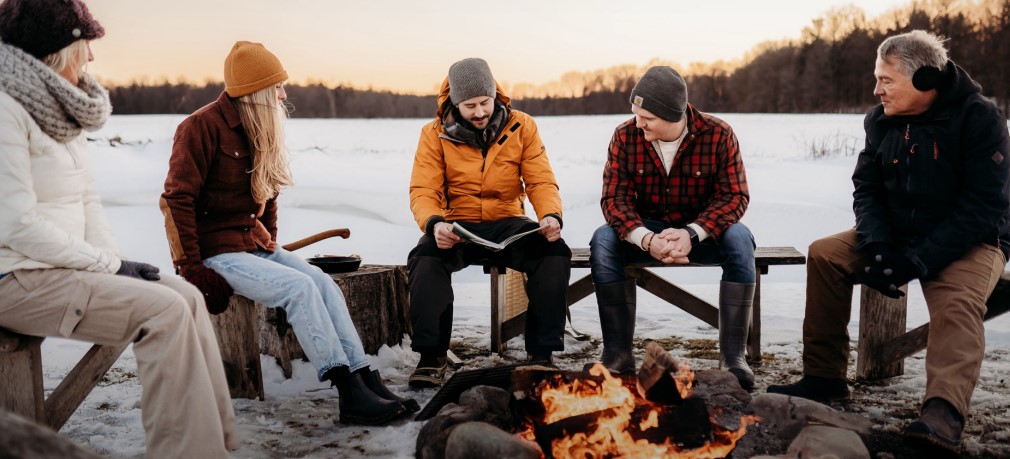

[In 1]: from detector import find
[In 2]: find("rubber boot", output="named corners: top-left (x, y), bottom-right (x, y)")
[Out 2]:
top-left (595, 279), bottom-right (637, 374)
top-left (363, 369), bottom-right (420, 413)
top-left (719, 281), bottom-right (756, 391)
top-left (325, 366), bottom-right (405, 425)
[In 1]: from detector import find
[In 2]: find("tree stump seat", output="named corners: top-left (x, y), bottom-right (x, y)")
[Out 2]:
top-left (210, 264), bottom-right (411, 399)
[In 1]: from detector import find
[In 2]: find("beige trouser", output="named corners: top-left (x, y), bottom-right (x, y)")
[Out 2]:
top-left (0, 269), bottom-right (238, 458)
top-left (802, 229), bottom-right (1005, 418)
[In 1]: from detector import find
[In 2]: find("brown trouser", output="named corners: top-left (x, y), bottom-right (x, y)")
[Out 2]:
top-left (0, 269), bottom-right (238, 458)
top-left (803, 229), bottom-right (1005, 418)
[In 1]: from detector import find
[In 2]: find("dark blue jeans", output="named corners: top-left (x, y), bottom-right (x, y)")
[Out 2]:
top-left (589, 219), bottom-right (756, 285)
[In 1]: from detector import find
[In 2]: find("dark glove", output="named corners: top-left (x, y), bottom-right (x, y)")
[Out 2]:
top-left (184, 266), bottom-right (234, 314)
top-left (116, 260), bottom-right (161, 281)
top-left (861, 243), bottom-right (920, 298)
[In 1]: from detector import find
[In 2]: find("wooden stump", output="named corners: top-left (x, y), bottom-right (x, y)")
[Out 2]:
top-left (856, 285), bottom-right (908, 380)
top-left (210, 296), bottom-right (265, 400)
top-left (212, 264), bottom-right (410, 398)
top-left (332, 265), bottom-right (411, 354)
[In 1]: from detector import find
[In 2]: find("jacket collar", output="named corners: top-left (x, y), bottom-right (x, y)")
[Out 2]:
top-left (215, 91), bottom-right (243, 129)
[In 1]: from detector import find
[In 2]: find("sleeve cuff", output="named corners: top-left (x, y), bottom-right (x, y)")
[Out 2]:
top-left (627, 227), bottom-right (652, 250)
top-left (544, 213), bottom-right (563, 229)
top-left (424, 215), bottom-right (446, 236)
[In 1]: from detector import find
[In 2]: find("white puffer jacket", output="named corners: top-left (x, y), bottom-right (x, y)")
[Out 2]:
top-left (0, 91), bottom-right (122, 274)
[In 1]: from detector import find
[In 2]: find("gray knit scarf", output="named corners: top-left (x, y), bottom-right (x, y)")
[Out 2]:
top-left (0, 42), bottom-right (111, 142)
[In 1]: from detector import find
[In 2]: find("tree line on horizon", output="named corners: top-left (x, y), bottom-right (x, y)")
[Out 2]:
top-left (108, 0), bottom-right (1010, 118)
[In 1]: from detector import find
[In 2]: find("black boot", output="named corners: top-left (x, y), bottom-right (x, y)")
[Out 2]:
top-left (325, 366), bottom-right (405, 425)
top-left (766, 375), bottom-right (850, 402)
top-left (719, 281), bottom-right (756, 391)
top-left (903, 397), bottom-right (963, 454)
top-left (363, 369), bottom-right (420, 413)
top-left (594, 280), bottom-right (637, 374)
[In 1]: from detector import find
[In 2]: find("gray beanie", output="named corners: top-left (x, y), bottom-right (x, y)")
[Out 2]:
top-left (448, 58), bottom-right (496, 105)
top-left (629, 66), bottom-right (688, 122)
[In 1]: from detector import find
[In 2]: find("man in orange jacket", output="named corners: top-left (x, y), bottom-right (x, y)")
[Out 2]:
top-left (406, 58), bottom-right (571, 388)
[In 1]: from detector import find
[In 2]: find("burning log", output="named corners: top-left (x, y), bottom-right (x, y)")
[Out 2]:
top-left (511, 344), bottom-right (759, 458)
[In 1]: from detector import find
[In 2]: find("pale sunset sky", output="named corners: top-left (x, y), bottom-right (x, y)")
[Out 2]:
top-left (85, 0), bottom-right (913, 94)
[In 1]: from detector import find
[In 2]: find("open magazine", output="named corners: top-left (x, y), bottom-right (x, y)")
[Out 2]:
top-left (451, 223), bottom-right (541, 252)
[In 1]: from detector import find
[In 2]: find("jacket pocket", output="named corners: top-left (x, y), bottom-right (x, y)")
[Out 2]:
top-left (217, 145), bottom-right (253, 185)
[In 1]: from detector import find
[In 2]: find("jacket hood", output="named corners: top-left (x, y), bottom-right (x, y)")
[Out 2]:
top-left (436, 76), bottom-right (511, 117)
top-left (928, 61), bottom-right (982, 113)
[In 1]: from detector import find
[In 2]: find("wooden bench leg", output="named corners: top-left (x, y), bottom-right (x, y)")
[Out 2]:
top-left (856, 285), bottom-right (908, 380)
top-left (748, 271), bottom-right (762, 363)
top-left (0, 334), bottom-right (45, 424)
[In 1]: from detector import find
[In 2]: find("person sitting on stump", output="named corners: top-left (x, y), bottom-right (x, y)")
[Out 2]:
top-left (161, 41), bottom-right (416, 425)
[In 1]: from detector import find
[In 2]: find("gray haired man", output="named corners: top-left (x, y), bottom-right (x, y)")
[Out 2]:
top-left (768, 30), bottom-right (1010, 454)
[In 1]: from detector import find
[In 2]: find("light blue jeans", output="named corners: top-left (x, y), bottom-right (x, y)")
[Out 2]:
top-left (204, 248), bottom-right (368, 380)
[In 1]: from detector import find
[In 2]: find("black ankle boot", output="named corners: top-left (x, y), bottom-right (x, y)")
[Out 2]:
top-left (766, 375), bottom-right (850, 402)
top-left (325, 366), bottom-right (405, 425)
top-left (903, 397), bottom-right (963, 454)
top-left (362, 369), bottom-right (420, 413)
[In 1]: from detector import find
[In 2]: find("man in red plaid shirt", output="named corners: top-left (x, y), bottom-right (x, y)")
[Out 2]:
top-left (589, 66), bottom-right (757, 390)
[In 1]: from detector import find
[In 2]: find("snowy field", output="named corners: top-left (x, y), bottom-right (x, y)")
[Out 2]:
top-left (36, 112), bottom-right (1010, 457)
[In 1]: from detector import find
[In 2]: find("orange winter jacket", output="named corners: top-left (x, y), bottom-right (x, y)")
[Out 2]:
top-left (409, 79), bottom-right (562, 233)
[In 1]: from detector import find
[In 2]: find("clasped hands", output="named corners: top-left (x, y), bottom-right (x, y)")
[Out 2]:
top-left (860, 242), bottom-right (921, 298)
top-left (648, 228), bottom-right (693, 264)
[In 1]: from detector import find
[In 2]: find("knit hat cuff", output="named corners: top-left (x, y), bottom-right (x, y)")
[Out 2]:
top-left (225, 69), bottom-right (288, 98)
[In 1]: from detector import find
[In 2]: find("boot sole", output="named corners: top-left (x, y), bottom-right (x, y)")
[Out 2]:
top-left (903, 423), bottom-right (960, 455)
top-left (339, 406), bottom-right (406, 426)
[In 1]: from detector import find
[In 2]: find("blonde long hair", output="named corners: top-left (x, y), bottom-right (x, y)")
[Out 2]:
top-left (236, 85), bottom-right (294, 203)
top-left (43, 39), bottom-right (88, 74)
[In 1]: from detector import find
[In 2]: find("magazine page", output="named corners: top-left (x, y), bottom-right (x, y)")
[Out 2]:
top-left (451, 223), bottom-right (541, 252)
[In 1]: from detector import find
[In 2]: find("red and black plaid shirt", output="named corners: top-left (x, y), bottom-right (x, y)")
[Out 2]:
top-left (601, 104), bottom-right (749, 241)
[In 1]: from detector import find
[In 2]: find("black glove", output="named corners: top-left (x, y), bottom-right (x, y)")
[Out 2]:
top-left (184, 266), bottom-right (234, 314)
top-left (861, 243), bottom-right (920, 298)
top-left (116, 260), bottom-right (161, 281)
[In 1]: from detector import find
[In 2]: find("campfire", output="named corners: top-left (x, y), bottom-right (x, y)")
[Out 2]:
top-left (512, 343), bottom-right (759, 458)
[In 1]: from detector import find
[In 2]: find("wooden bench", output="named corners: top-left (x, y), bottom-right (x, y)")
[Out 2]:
top-left (489, 246), bottom-right (807, 360)
top-left (0, 328), bottom-right (127, 431)
top-left (856, 272), bottom-right (1010, 380)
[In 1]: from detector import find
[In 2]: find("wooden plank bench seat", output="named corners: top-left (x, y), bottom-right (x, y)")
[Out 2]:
top-left (0, 328), bottom-right (127, 431)
top-left (489, 246), bottom-right (807, 359)
top-left (856, 271), bottom-right (1010, 380)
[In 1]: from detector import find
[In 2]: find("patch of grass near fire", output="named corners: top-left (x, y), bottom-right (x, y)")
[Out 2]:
top-left (682, 338), bottom-right (719, 361)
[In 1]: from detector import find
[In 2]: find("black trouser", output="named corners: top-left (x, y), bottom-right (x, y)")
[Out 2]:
top-left (407, 217), bottom-right (571, 354)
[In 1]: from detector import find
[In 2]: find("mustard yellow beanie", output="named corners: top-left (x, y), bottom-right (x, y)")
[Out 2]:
top-left (223, 41), bottom-right (288, 98)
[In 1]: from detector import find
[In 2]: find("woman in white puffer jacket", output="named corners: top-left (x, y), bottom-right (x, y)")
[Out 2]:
top-left (0, 0), bottom-right (238, 457)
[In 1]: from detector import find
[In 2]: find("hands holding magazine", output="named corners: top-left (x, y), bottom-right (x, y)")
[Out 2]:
top-left (432, 216), bottom-right (562, 250)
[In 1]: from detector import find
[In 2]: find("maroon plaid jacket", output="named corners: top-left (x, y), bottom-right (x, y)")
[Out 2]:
top-left (601, 104), bottom-right (749, 241)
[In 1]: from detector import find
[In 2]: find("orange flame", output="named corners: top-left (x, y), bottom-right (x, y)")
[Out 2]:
top-left (538, 363), bottom-right (759, 458)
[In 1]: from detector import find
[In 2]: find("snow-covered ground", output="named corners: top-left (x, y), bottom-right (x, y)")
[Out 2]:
top-left (35, 113), bottom-right (1010, 457)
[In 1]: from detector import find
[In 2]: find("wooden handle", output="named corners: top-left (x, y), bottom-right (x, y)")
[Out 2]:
top-left (281, 228), bottom-right (350, 252)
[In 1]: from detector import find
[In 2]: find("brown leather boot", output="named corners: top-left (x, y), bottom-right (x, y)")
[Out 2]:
top-left (903, 397), bottom-right (963, 454)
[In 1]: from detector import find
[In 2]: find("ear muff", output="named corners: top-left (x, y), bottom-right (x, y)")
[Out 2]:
top-left (912, 65), bottom-right (944, 91)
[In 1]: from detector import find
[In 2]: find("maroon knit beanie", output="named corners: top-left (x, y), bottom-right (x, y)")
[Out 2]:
top-left (0, 0), bottom-right (105, 59)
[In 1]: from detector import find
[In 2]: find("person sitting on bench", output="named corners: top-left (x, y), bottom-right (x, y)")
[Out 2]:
top-left (406, 58), bottom-right (572, 388)
top-left (590, 66), bottom-right (757, 392)
top-left (0, 0), bottom-right (237, 456)
top-left (160, 41), bottom-right (414, 425)
top-left (767, 30), bottom-right (1010, 455)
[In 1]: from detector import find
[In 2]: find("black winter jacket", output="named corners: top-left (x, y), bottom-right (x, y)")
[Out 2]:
top-left (852, 62), bottom-right (1010, 278)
